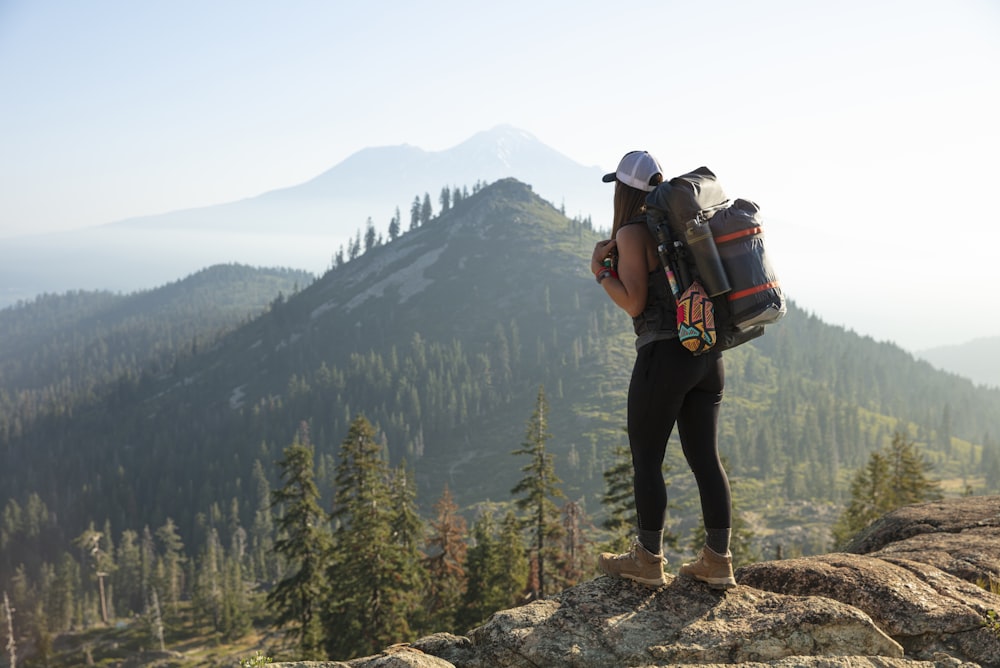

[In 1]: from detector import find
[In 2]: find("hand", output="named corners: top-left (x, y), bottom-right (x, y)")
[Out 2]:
top-left (591, 239), bottom-right (617, 274)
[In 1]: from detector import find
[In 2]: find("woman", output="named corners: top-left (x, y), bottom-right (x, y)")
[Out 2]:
top-left (592, 150), bottom-right (736, 589)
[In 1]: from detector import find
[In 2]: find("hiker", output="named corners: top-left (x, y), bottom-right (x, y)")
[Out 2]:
top-left (591, 150), bottom-right (736, 589)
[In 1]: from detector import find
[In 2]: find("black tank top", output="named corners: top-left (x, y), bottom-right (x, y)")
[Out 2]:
top-left (620, 217), bottom-right (678, 350)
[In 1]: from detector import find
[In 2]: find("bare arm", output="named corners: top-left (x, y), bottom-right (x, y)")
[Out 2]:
top-left (590, 224), bottom-right (650, 318)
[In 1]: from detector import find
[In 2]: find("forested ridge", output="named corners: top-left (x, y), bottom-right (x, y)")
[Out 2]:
top-left (1, 179), bottom-right (999, 664)
top-left (0, 264), bottom-right (312, 439)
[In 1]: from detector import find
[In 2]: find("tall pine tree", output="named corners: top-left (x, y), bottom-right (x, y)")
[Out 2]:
top-left (324, 416), bottom-right (421, 660)
top-left (267, 424), bottom-right (330, 659)
top-left (422, 485), bottom-right (467, 633)
top-left (510, 386), bottom-right (565, 600)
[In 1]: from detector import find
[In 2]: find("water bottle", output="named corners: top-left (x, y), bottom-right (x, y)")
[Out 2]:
top-left (653, 223), bottom-right (681, 298)
top-left (684, 219), bottom-right (731, 297)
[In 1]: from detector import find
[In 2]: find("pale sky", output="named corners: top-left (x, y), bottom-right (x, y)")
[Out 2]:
top-left (1, 0), bottom-right (999, 349)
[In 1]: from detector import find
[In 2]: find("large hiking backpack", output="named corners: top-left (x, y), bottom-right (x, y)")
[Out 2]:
top-left (645, 167), bottom-right (785, 352)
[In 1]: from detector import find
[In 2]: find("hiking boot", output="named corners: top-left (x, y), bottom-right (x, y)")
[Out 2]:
top-left (597, 538), bottom-right (666, 587)
top-left (678, 545), bottom-right (736, 589)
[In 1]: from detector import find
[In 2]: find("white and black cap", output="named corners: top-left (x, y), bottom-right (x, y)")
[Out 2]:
top-left (601, 150), bottom-right (663, 191)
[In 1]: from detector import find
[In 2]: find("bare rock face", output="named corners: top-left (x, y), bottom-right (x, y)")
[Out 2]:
top-left (270, 497), bottom-right (1000, 668)
top-left (737, 497), bottom-right (1000, 666)
top-left (736, 553), bottom-right (1000, 664)
top-left (465, 575), bottom-right (903, 666)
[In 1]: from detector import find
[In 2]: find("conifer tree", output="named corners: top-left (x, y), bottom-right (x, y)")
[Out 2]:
top-left (457, 509), bottom-right (499, 630)
top-left (154, 519), bottom-right (185, 619)
top-left (364, 217), bottom-right (377, 252)
top-left (250, 459), bottom-right (276, 583)
top-left (410, 196), bottom-right (421, 230)
top-left (510, 386), bottom-right (565, 600)
top-left (192, 526), bottom-right (223, 631)
top-left (73, 524), bottom-right (114, 624)
top-left (324, 416), bottom-right (418, 660)
top-left (458, 507), bottom-right (527, 629)
top-left (115, 529), bottom-right (143, 615)
top-left (832, 432), bottom-right (942, 546)
top-left (420, 193), bottom-right (433, 226)
top-left (140, 526), bottom-right (156, 612)
top-left (221, 552), bottom-right (252, 640)
top-left (439, 186), bottom-right (451, 213)
top-left (601, 442), bottom-right (636, 553)
top-left (388, 206), bottom-right (401, 241)
top-left (496, 510), bottom-right (529, 605)
top-left (423, 485), bottom-right (467, 632)
top-left (387, 462), bottom-right (426, 630)
top-left (267, 424), bottom-right (330, 659)
top-left (51, 552), bottom-right (79, 632)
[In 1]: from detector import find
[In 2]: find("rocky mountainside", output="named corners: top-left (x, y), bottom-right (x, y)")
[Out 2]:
top-left (273, 496), bottom-right (1000, 667)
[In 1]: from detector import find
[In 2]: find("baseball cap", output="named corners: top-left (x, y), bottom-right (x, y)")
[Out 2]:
top-left (602, 151), bottom-right (663, 191)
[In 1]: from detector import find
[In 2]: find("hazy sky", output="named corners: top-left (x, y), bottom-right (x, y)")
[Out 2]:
top-left (1, 0), bottom-right (998, 349)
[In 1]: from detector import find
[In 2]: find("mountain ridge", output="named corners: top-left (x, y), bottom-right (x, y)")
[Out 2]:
top-left (1, 178), bottom-right (998, 576)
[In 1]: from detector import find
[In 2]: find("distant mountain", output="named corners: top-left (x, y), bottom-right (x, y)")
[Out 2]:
top-left (0, 126), bottom-right (606, 307)
top-left (917, 336), bottom-right (1000, 388)
top-left (0, 263), bottom-right (312, 428)
top-left (2, 179), bottom-right (999, 577)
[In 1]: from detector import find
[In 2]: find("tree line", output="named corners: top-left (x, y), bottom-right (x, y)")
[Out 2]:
top-left (0, 379), bottom-right (946, 664)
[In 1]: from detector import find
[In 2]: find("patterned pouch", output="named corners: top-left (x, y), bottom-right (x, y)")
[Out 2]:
top-left (676, 281), bottom-right (717, 354)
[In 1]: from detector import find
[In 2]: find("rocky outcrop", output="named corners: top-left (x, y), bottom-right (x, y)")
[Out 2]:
top-left (272, 496), bottom-right (1000, 668)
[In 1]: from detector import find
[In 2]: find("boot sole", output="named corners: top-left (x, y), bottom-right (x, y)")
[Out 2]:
top-left (624, 574), bottom-right (667, 588)
top-left (680, 572), bottom-right (736, 589)
top-left (598, 564), bottom-right (666, 588)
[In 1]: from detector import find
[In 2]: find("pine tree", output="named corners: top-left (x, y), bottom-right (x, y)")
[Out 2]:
top-left (439, 186), bottom-right (451, 213)
top-left (73, 524), bottom-right (114, 624)
top-left (457, 509), bottom-right (499, 630)
top-left (410, 196), bottom-right (421, 230)
top-left (601, 442), bottom-right (636, 553)
top-left (510, 386), bottom-right (565, 599)
top-left (50, 552), bottom-right (79, 632)
top-left (388, 206), bottom-right (401, 241)
top-left (154, 519), bottom-right (185, 619)
top-left (115, 529), bottom-right (143, 615)
top-left (250, 459), bottom-right (276, 583)
top-left (221, 552), bottom-right (252, 640)
top-left (267, 424), bottom-right (330, 659)
top-left (458, 507), bottom-right (527, 629)
top-left (324, 416), bottom-right (419, 660)
top-left (364, 217), bottom-right (377, 252)
top-left (884, 431), bottom-right (942, 507)
top-left (420, 193), bottom-right (433, 226)
top-left (387, 463), bottom-right (426, 630)
top-left (192, 526), bottom-right (223, 631)
top-left (423, 485), bottom-right (467, 632)
top-left (832, 432), bottom-right (941, 546)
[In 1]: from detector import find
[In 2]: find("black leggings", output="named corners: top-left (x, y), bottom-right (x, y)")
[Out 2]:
top-left (628, 337), bottom-right (730, 532)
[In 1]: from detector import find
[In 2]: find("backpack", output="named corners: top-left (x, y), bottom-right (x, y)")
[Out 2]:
top-left (645, 167), bottom-right (785, 353)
